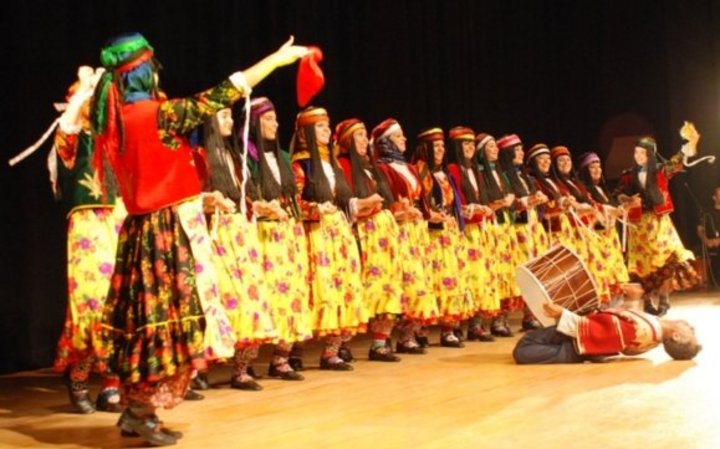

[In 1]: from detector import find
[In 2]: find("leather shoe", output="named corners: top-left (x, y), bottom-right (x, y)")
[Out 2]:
top-left (95, 389), bottom-right (123, 413)
top-left (319, 357), bottom-right (354, 371)
top-left (183, 389), bottom-right (204, 401)
top-left (246, 365), bottom-right (263, 379)
top-left (368, 347), bottom-right (401, 362)
top-left (116, 409), bottom-right (178, 445)
top-left (119, 412), bottom-right (184, 439)
top-left (288, 356), bottom-right (305, 372)
top-left (452, 327), bottom-right (465, 342)
top-left (338, 345), bottom-right (356, 363)
top-left (490, 320), bottom-right (513, 337)
top-left (63, 372), bottom-right (95, 414)
top-left (467, 326), bottom-right (495, 342)
top-left (190, 373), bottom-right (210, 390)
top-left (268, 363), bottom-right (305, 381)
top-left (440, 334), bottom-right (465, 348)
top-left (415, 334), bottom-right (430, 348)
top-left (230, 378), bottom-right (263, 391)
top-left (643, 299), bottom-right (659, 315)
top-left (396, 342), bottom-right (427, 354)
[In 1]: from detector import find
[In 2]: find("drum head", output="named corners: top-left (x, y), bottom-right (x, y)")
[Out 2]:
top-left (516, 266), bottom-right (555, 327)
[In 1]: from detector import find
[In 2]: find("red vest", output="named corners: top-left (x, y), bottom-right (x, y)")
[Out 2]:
top-left (113, 100), bottom-right (202, 215)
top-left (618, 170), bottom-right (674, 222)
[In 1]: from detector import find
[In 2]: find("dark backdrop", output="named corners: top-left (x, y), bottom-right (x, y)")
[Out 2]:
top-left (1, 0), bottom-right (719, 374)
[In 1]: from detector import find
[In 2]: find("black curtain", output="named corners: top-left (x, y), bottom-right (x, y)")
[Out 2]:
top-left (1, 0), bottom-right (719, 374)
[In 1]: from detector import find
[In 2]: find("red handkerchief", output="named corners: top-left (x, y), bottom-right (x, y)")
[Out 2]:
top-left (297, 46), bottom-right (325, 107)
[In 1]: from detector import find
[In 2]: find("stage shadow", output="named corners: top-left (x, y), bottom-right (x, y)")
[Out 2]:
top-left (7, 423), bottom-right (137, 449)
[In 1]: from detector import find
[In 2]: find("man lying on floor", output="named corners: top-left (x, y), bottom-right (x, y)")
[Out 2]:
top-left (512, 284), bottom-right (702, 364)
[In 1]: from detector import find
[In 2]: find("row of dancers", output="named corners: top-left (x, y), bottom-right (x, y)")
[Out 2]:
top-left (48, 33), bottom-right (699, 446)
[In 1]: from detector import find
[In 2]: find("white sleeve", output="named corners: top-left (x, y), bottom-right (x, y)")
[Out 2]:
top-left (556, 309), bottom-right (582, 338)
top-left (348, 197), bottom-right (359, 221)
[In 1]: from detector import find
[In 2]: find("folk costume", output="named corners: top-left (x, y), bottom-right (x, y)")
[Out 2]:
top-left (290, 106), bottom-right (368, 371)
top-left (91, 33), bottom-right (249, 444)
top-left (52, 70), bottom-right (125, 414)
top-left (497, 134), bottom-right (549, 330)
top-left (373, 118), bottom-right (437, 353)
top-left (335, 118), bottom-right (404, 362)
top-left (475, 133), bottom-right (522, 337)
top-left (577, 152), bottom-right (630, 295)
top-left (200, 108), bottom-right (279, 391)
top-left (446, 127), bottom-right (497, 341)
top-left (413, 127), bottom-right (473, 348)
top-left (513, 309), bottom-right (664, 364)
top-left (246, 97), bottom-right (312, 380)
top-left (613, 137), bottom-right (699, 309)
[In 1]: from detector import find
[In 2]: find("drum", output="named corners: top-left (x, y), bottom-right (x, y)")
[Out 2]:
top-left (516, 244), bottom-right (600, 327)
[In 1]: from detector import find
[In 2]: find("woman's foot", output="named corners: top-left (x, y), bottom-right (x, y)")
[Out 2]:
top-left (368, 345), bottom-right (401, 362)
top-left (319, 356), bottom-right (354, 371)
top-left (95, 388), bottom-right (123, 413)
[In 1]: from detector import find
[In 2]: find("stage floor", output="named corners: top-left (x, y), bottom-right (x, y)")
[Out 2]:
top-left (1, 292), bottom-right (719, 449)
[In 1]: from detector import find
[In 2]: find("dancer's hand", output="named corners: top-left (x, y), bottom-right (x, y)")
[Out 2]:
top-left (542, 301), bottom-right (564, 319)
top-left (272, 36), bottom-right (311, 68)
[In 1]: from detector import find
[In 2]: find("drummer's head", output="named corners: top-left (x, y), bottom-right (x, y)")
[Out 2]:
top-left (662, 319), bottom-right (701, 361)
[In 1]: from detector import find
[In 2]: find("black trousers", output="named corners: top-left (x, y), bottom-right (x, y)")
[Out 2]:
top-left (512, 326), bottom-right (585, 364)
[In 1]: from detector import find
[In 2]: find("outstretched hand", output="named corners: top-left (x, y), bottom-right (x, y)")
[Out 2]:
top-left (272, 36), bottom-right (311, 68)
top-left (542, 300), bottom-right (564, 319)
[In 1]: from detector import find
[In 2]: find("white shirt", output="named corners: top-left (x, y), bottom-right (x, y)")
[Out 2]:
top-left (264, 151), bottom-right (281, 184)
top-left (390, 162), bottom-right (418, 191)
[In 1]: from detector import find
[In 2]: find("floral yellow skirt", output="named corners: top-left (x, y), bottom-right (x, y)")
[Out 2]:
top-left (464, 222), bottom-right (501, 317)
top-left (356, 209), bottom-right (404, 317)
top-left (597, 226), bottom-right (629, 291)
top-left (256, 218), bottom-right (313, 344)
top-left (305, 210), bottom-right (368, 336)
top-left (427, 219), bottom-right (474, 320)
top-left (628, 213), bottom-right (698, 292)
top-left (488, 218), bottom-right (523, 311)
top-left (396, 219), bottom-right (438, 324)
top-left (210, 212), bottom-right (278, 347)
top-left (514, 210), bottom-right (550, 263)
top-left (54, 202), bottom-right (126, 373)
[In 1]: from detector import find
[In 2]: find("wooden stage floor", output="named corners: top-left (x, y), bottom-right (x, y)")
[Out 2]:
top-left (1, 292), bottom-right (718, 449)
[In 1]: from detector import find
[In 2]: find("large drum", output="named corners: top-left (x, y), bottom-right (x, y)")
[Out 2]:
top-left (516, 244), bottom-right (600, 327)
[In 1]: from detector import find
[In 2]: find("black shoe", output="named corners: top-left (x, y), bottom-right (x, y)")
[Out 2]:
top-left (246, 365), bottom-right (263, 380)
top-left (415, 334), bottom-right (430, 348)
top-left (116, 409), bottom-right (178, 445)
top-left (119, 412), bottom-right (184, 439)
top-left (190, 373), bottom-right (210, 390)
top-left (63, 372), bottom-right (95, 414)
top-left (452, 327), bottom-right (465, 342)
top-left (95, 388), bottom-right (123, 413)
top-left (230, 378), bottom-right (263, 391)
top-left (268, 363), bottom-right (305, 381)
top-left (644, 299), bottom-right (659, 315)
top-left (396, 342), bottom-right (427, 354)
top-left (490, 318), bottom-right (513, 337)
top-left (368, 347), bottom-right (401, 362)
top-left (288, 356), bottom-right (305, 372)
top-left (183, 389), bottom-right (204, 401)
top-left (521, 319), bottom-right (542, 331)
top-left (440, 333), bottom-right (465, 348)
top-left (467, 326), bottom-right (496, 342)
top-left (338, 344), bottom-right (356, 363)
top-left (656, 302), bottom-right (670, 317)
top-left (319, 357), bottom-right (354, 371)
